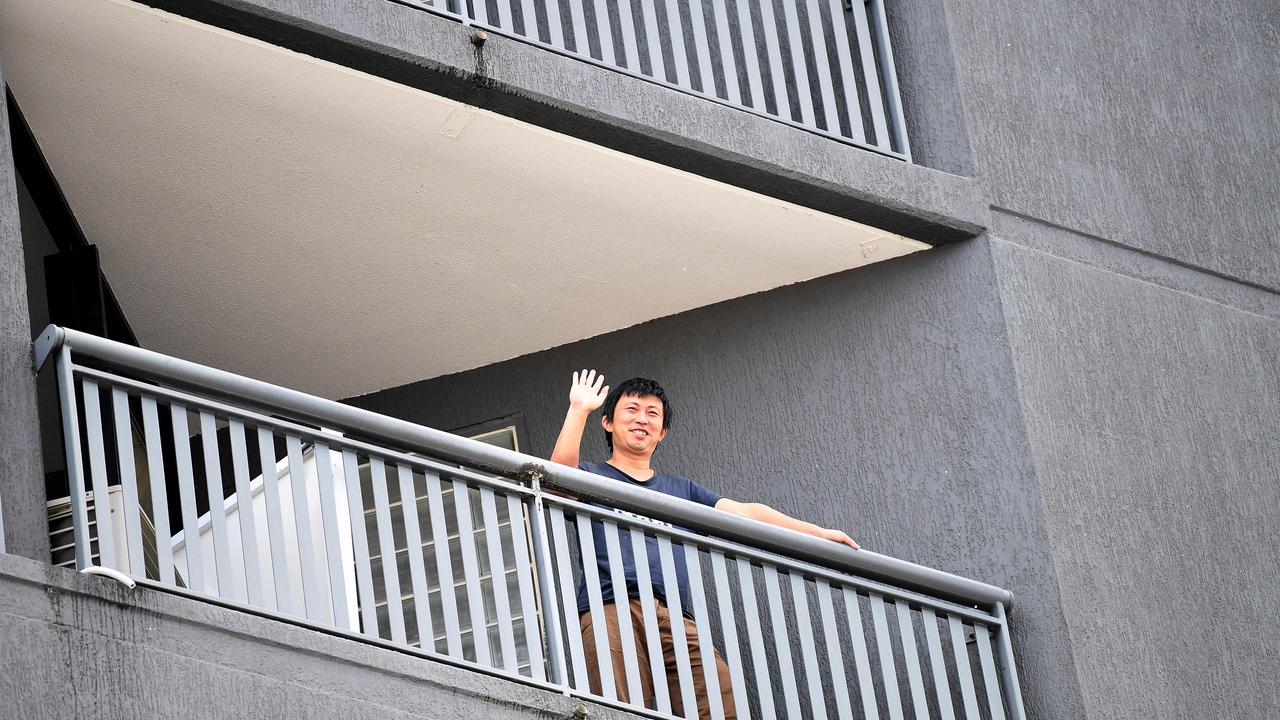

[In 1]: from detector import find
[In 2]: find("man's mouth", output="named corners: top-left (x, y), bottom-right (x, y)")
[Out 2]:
top-left (629, 428), bottom-right (649, 437)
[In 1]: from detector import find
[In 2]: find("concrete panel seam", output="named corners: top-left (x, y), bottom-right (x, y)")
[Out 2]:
top-left (991, 206), bottom-right (1280, 321)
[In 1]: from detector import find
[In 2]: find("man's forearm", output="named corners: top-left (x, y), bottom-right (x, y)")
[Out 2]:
top-left (550, 407), bottom-right (591, 468)
top-left (716, 498), bottom-right (860, 549)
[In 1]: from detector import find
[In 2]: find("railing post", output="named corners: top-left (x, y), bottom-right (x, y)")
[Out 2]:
top-left (55, 345), bottom-right (92, 570)
top-left (993, 602), bottom-right (1027, 720)
top-left (527, 473), bottom-right (568, 689)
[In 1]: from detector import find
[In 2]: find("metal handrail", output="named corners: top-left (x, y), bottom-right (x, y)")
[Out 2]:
top-left (35, 324), bottom-right (1010, 609)
top-left (391, 0), bottom-right (911, 160)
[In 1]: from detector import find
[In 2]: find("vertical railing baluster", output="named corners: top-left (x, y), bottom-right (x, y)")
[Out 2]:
top-left (286, 435), bottom-right (325, 622)
top-left (398, 464), bottom-right (436, 649)
top-left (825, 0), bottom-right (865, 141)
top-left (257, 427), bottom-right (294, 614)
top-left (111, 388), bottom-right (144, 576)
top-left (170, 403), bottom-right (205, 592)
top-left (779, 0), bottom-right (816, 126)
top-left (949, 616), bottom-right (982, 720)
top-left (616, 0), bottom-right (641, 71)
top-left (342, 449), bottom-right (380, 638)
top-left (472, 0), bottom-right (490, 26)
top-left (896, 600), bottom-right (931, 720)
top-left (54, 348), bottom-right (91, 566)
top-left (518, 0), bottom-right (539, 39)
top-left (140, 396), bottom-right (174, 584)
top-left (848, 0), bottom-right (889, 147)
top-left (975, 623), bottom-right (1007, 720)
top-left (199, 411), bottom-right (234, 598)
top-left (566, 0), bottom-right (589, 55)
top-left (81, 379), bottom-right (117, 570)
top-left (495, 0), bottom-right (514, 31)
top-left (764, 566), bottom-right (802, 717)
top-left (314, 443), bottom-right (352, 629)
top-left (867, 0), bottom-right (908, 157)
top-left (549, 506), bottom-right (590, 691)
top-left (738, 558), bottom-right (774, 719)
top-left (817, 580), bottom-right (853, 720)
top-left (545, 0), bottom-right (565, 47)
top-left (790, 573), bottom-right (827, 720)
top-left (993, 603), bottom-right (1027, 720)
top-left (842, 588), bottom-right (880, 720)
top-left (525, 486), bottom-right (563, 684)
top-left (602, 519), bottom-right (642, 702)
top-left (55, 349), bottom-right (91, 570)
top-left (757, 0), bottom-right (792, 119)
top-left (735, 0), bottom-right (767, 110)
top-left (657, 536), bottom-right (698, 719)
top-left (480, 486), bottom-right (519, 671)
top-left (870, 594), bottom-right (905, 720)
top-left (369, 457), bottom-right (407, 643)
top-left (506, 493), bottom-right (545, 679)
top-left (803, 0), bottom-right (839, 130)
top-left (710, 0), bottom-right (741, 103)
top-left (227, 419), bottom-right (263, 606)
top-left (687, 0), bottom-right (716, 94)
top-left (575, 513), bottom-right (616, 699)
top-left (453, 479), bottom-right (492, 666)
top-left (684, 544), bottom-right (725, 719)
top-left (921, 607), bottom-right (956, 720)
top-left (711, 551), bottom-right (750, 720)
top-left (632, 527), bottom-right (673, 714)
top-left (425, 471), bottom-right (463, 656)
top-left (663, 0), bottom-right (692, 86)
top-left (639, 0), bottom-right (666, 82)
top-left (591, 0), bottom-right (616, 64)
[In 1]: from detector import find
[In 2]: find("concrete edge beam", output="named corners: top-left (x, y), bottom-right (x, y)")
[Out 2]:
top-left (0, 552), bottom-right (639, 719)
top-left (137, 0), bottom-right (989, 243)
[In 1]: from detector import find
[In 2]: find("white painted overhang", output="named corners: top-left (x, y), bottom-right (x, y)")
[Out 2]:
top-left (0, 0), bottom-right (928, 399)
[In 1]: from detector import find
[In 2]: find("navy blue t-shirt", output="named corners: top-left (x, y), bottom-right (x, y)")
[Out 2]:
top-left (575, 462), bottom-right (721, 615)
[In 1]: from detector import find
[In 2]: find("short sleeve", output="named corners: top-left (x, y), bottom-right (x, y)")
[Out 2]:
top-left (685, 478), bottom-right (720, 507)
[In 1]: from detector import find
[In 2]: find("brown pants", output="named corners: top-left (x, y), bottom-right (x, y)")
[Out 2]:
top-left (580, 598), bottom-right (737, 719)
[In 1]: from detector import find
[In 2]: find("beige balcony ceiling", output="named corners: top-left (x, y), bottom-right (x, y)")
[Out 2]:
top-left (0, 0), bottom-right (927, 399)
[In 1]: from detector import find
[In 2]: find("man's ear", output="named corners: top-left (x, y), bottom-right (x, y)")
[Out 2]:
top-left (601, 414), bottom-right (614, 433)
top-left (654, 427), bottom-right (667, 443)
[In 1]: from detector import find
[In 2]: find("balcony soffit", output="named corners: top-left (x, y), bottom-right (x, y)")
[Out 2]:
top-left (0, 0), bottom-right (927, 399)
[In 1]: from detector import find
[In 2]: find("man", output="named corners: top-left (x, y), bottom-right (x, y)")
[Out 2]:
top-left (550, 370), bottom-right (859, 719)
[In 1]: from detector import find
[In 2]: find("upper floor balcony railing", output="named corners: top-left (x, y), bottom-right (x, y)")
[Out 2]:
top-left (34, 325), bottom-right (1020, 719)
top-left (395, 0), bottom-right (911, 160)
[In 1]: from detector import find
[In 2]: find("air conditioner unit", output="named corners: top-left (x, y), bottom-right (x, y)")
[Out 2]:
top-left (48, 488), bottom-right (162, 580)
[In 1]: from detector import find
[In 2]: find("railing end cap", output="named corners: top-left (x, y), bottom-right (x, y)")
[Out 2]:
top-left (33, 324), bottom-right (65, 372)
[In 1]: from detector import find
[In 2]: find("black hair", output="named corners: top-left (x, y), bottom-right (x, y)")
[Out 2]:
top-left (602, 377), bottom-right (673, 450)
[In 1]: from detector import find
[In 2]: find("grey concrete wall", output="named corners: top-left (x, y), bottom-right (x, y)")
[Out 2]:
top-left (348, 239), bottom-right (1087, 720)
top-left (0, 52), bottom-right (48, 560)
top-left (0, 552), bottom-right (640, 720)
top-left (989, 230), bottom-right (1280, 720)
top-left (948, 0), bottom-right (1280, 290)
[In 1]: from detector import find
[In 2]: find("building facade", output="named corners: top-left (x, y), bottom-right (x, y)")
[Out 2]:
top-left (0, 0), bottom-right (1277, 718)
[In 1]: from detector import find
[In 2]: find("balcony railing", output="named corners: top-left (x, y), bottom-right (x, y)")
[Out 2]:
top-left (35, 325), bottom-right (1021, 719)
top-left (394, 0), bottom-right (910, 160)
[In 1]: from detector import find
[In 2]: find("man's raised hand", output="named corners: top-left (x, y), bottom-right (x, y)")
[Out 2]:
top-left (569, 369), bottom-right (609, 412)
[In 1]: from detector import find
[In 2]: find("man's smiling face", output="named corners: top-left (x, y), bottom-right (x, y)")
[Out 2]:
top-left (603, 392), bottom-right (668, 456)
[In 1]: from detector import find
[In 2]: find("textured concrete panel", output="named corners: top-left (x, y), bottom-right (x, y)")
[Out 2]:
top-left (0, 51), bottom-right (48, 559)
top-left (348, 240), bottom-right (1087, 720)
top-left (991, 240), bottom-right (1280, 719)
top-left (0, 553), bottom-right (638, 720)
top-left (950, 0), bottom-right (1280, 290)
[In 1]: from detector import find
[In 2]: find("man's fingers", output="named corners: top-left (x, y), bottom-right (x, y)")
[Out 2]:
top-left (599, 385), bottom-right (610, 399)
top-left (572, 371), bottom-right (579, 386)
top-left (593, 373), bottom-right (605, 391)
